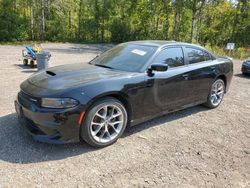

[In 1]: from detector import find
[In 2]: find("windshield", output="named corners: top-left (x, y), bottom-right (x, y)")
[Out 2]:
top-left (90, 44), bottom-right (157, 72)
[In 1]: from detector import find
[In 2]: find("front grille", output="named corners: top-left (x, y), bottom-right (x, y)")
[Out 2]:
top-left (23, 117), bottom-right (61, 138)
top-left (23, 117), bottom-right (46, 135)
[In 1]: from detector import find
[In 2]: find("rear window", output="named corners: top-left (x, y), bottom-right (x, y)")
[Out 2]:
top-left (186, 48), bottom-right (205, 64)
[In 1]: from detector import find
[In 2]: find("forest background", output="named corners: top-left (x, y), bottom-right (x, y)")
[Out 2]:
top-left (0, 0), bottom-right (249, 58)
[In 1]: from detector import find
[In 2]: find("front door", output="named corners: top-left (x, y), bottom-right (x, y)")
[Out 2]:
top-left (143, 47), bottom-right (190, 118)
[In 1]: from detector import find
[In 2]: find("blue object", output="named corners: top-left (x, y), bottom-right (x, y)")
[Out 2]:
top-left (25, 46), bottom-right (36, 58)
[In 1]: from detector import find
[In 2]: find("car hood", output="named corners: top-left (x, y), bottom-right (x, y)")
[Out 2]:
top-left (26, 63), bottom-right (128, 90)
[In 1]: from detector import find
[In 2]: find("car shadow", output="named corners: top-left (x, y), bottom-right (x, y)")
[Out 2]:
top-left (123, 105), bottom-right (208, 137)
top-left (0, 113), bottom-right (95, 164)
top-left (234, 73), bottom-right (250, 79)
top-left (0, 105), bottom-right (207, 164)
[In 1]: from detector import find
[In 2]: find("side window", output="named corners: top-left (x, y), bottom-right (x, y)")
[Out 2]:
top-left (186, 47), bottom-right (206, 64)
top-left (153, 47), bottom-right (184, 68)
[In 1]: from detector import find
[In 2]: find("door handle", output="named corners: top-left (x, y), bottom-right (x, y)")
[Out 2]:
top-left (211, 66), bottom-right (216, 70)
top-left (145, 80), bottom-right (153, 87)
top-left (182, 74), bottom-right (189, 80)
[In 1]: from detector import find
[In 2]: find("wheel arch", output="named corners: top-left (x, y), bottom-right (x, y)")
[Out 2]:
top-left (216, 74), bottom-right (227, 92)
top-left (84, 91), bottom-right (133, 126)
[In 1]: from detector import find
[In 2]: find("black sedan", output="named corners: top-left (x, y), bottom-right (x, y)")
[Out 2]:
top-left (242, 58), bottom-right (250, 75)
top-left (15, 41), bottom-right (233, 147)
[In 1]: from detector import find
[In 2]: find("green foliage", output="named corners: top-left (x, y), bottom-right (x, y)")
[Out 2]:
top-left (110, 19), bottom-right (130, 43)
top-left (0, 0), bottom-right (29, 41)
top-left (234, 48), bottom-right (250, 59)
top-left (205, 44), bottom-right (250, 59)
top-left (0, 0), bottom-right (249, 56)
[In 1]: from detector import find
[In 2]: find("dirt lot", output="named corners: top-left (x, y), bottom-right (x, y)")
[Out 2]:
top-left (0, 43), bottom-right (249, 187)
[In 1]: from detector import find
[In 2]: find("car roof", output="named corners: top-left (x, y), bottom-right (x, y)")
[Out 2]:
top-left (125, 40), bottom-right (176, 47)
top-left (124, 40), bottom-right (207, 50)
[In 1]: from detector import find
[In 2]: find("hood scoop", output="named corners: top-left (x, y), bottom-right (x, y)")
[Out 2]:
top-left (46, 70), bottom-right (56, 76)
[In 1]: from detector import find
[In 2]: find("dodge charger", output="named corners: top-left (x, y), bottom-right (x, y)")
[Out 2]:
top-left (15, 41), bottom-right (233, 147)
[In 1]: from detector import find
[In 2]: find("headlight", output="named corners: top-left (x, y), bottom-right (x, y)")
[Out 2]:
top-left (41, 98), bottom-right (79, 108)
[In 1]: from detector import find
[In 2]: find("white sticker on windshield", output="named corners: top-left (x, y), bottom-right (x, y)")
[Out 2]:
top-left (131, 49), bottom-right (147, 56)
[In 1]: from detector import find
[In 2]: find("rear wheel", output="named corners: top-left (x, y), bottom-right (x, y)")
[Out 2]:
top-left (80, 97), bottom-right (128, 147)
top-left (204, 79), bottom-right (225, 109)
top-left (30, 60), bottom-right (35, 68)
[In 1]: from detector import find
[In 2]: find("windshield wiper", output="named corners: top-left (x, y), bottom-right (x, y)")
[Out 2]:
top-left (94, 64), bottom-right (113, 69)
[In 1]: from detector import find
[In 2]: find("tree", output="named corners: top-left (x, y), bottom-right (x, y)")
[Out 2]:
top-left (0, 0), bottom-right (248, 47)
top-left (196, 0), bottom-right (205, 43)
top-left (40, 0), bottom-right (45, 40)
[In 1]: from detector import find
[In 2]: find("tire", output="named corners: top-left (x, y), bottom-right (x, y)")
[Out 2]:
top-left (23, 59), bottom-right (28, 66)
top-left (204, 79), bottom-right (225, 109)
top-left (80, 97), bottom-right (128, 147)
top-left (30, 60), bottom-right (35, 68)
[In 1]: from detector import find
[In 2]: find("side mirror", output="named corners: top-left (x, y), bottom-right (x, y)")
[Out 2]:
top-left (148, 64), bottom-right (168, 74)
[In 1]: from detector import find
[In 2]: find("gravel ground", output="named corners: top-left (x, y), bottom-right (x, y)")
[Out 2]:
top-left (0, 43), bottom-right (249, 188)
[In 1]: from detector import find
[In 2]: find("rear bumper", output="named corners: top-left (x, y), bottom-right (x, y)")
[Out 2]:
top-left (15, 92), bottom-right (85, 144)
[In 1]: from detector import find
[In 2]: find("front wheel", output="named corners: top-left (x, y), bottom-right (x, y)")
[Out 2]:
top-left (204, 79), bottom-right (225, 109)
top-left (80, 97), bottom-right (128, 147)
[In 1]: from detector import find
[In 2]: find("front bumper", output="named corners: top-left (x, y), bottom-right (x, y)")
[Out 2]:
top-left (15, 92), bottom-right (84, 144)
top-left (242, 64), bottom-right (250, 74)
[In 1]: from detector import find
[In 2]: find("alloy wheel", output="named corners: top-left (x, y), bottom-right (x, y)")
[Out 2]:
top-left (210, 80), bottom-right (224, 106)
top-left (90, 104), bottom-right (124, 143)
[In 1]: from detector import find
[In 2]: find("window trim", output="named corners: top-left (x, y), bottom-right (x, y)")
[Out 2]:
top-left (141, 44), bottom-right (216, 73)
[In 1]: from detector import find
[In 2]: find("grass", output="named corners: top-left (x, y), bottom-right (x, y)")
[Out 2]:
top-left (205, 45), bottom-right (250, 60)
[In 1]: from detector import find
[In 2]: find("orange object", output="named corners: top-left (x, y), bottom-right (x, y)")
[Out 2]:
top-left (78, 112), bottom-right (85, 125)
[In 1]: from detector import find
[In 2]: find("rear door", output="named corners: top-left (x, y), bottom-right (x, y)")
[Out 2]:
top-left (181, 46), bottom-right (216, 104)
